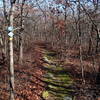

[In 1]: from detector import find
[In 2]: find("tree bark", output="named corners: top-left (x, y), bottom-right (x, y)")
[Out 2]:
top-left (77, 0), bottom-right (85, 83)
top-left (9, 1), bottom-right (15, 100)
top-left (18, 0), bottom-right (25, 64)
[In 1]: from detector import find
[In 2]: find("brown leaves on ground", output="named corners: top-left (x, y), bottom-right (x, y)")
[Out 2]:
top-left (0, 43), bottom-right (46, 100)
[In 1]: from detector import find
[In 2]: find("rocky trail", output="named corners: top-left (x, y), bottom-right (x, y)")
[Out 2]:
top-left (0, 42), bottom-right (100, 100)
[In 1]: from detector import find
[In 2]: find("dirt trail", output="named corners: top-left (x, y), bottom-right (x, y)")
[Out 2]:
top-left (0, 42), bottom-right (48, 100)
top-left (0, 42), bottom-right (100, 100)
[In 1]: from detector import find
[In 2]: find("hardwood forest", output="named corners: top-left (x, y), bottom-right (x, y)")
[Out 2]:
top-left (0, 0), bottom-right (100, 100)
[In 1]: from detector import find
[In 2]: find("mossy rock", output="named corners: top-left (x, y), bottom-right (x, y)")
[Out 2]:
top-left (43, 63), bottom-right (64, 71)
top-left (44, 55), bottom-right (57, 63)
top-left (42, 91), bottom-right (49, 99)
top-left (48, 90), bottom-right (72, 99)
top-left (44, 78), bottom-right (72, 87)
top-left (48, 85), bottom-right (69, 92)
top-left (43, 50), bottom-right (74, 100)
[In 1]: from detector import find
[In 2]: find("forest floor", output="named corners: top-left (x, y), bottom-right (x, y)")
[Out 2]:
top-left (0, 41), bottom-right (100, 100)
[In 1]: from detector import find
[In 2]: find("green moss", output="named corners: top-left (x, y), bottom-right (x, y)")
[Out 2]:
top-left (43, 54), bottom-right (57, 64)
top-left (42, 91), bottom-right (49, 99)
top-left (48, 91), bottom-right (72, 100)
top-left (42, 50), bottom-right (75, 100)
top-left (44, 77), bottom-right (72, 86)
top-left (43, 63), bottom-right (65, 71)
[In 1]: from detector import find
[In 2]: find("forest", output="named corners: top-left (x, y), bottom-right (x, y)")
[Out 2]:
top-left (0, 0), bottom-right (100, 100)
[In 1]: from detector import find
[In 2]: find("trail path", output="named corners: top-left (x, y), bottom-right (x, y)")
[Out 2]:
top-left (0, 42), bottom-right (100, 100)
top-left (0, 43), bottom-right (47, 100)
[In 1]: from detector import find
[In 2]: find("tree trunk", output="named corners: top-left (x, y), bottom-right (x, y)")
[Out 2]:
top-left (9, 2), bottom-right (15, 100)
top-left (18, 0), bottom-right (25, 64)
top-left (78, 0), bottom-right (85, 83)
top-left (19, 34), bottom-right (23, 64)
top-left (9, 38), bottom-right (14, 100)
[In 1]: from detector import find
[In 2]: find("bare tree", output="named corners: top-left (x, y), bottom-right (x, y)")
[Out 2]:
top-left (18, 0), bottom-right (26, 64)
top-left (9, 0), bottom-right (16, 100)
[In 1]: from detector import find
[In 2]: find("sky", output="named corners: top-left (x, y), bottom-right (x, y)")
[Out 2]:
top-left (0, 0), bottom-right (3, 7)
top-left (0, 0), bottom-right (95, 10)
